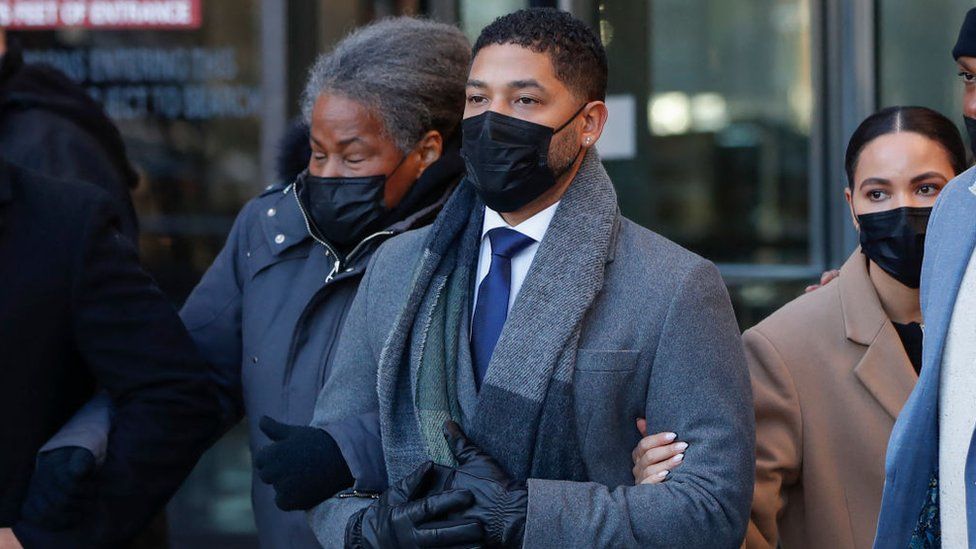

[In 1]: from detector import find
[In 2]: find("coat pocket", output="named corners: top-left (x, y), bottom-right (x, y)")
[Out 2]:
top-left (573, 350), bottom-right (642, 485)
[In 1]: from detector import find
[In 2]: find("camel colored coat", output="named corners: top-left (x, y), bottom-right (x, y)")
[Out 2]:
top-left (744, 251), bottom-right (918, 549)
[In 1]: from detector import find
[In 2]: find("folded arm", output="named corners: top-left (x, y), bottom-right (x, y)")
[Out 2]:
top-left (524, 261), bottom-right (755, 548)
top-left (19, 202), bottom-right (253, 543)
top-left (307, 250), bottom-right (386, 545)
top-left (65, 195), bottom-right (221, 545)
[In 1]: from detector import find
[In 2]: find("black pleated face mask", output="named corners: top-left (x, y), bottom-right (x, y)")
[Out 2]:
top-left (857, 206), bottom-right (932, 288)
top-left (297, 156), bottom-right (407, 248)
top-left (460, 106), bottom-right (585, 213)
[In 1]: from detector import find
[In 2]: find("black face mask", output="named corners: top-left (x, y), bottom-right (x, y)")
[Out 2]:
top-left (460, 105), bottom-right (585, 212)
top-left (297, 157), bottom-right (406, 248)
top-left (964, 116), bottom-right (976, 158)
top-left (857, 206), bottom-right (931, 288)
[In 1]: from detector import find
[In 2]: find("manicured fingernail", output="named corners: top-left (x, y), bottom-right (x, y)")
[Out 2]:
top-left (676, 442), bottom-right (688, 451)
top-left (658, 470), bottom-right (669, 478)
top-left (664, 432), bottom-right (677, 442)
top-left (672, 453), bottom-right (684, 463)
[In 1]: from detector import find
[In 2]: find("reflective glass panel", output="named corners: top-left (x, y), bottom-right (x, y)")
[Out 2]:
top-left (597, 0), bottom-right (813, 266)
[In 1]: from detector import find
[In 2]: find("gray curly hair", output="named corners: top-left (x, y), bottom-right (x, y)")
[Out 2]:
top-left (301, 17), bottom-right (471, 153)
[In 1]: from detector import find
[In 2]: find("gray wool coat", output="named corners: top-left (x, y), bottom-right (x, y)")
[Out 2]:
top-left (307, 179), bottom-right (755, 548)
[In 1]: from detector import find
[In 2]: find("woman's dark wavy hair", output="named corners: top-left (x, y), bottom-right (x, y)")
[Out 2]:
top-left (845, 106), bottom-right (968, 189)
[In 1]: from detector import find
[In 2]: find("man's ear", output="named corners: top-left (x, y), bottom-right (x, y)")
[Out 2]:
top-left (580, 101), bottom-right (609, 149)
top-left (415, 130), bottom-right (444, 176)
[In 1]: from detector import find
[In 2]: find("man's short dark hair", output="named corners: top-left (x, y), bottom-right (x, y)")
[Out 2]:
top-left (473, 8), bottom-right (608, 102)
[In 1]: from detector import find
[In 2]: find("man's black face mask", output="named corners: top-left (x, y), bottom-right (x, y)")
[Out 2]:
top-left (857, 206), bottom-right (932, 288)
top-left (460, 105), bottom-right (585, 213)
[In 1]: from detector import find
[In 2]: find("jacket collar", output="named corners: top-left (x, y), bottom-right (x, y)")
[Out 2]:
top-left (383, 180), bottom-right (455, 235)
top-left (260, 138), bottom-right (464, 258)
top-left (259, 183), bottom-right (312, 257)
top-left (839, 250), bottom-right (917, 418)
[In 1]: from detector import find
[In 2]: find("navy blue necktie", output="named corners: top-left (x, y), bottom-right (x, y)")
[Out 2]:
top-left (471, 227), bottom-right (536, 389)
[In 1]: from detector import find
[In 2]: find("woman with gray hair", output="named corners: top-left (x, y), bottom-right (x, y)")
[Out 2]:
top-left (206, 16), bottom-right (469, 548)
top-left (34, 16), bottom-right (471, 548)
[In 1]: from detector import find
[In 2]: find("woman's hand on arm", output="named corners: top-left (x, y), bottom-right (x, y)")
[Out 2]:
top-left (631, 418), bottom-right (689, 484)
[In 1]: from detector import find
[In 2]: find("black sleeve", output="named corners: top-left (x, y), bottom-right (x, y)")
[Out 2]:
top-left (69, 194), bottom-right (220, 545)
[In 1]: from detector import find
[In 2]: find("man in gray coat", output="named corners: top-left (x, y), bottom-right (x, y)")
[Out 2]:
top-left (308, 8), bottom-right (754, 548)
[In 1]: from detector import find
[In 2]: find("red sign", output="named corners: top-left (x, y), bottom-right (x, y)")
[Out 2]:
top-left (0, 0), bottom-right (202, 29)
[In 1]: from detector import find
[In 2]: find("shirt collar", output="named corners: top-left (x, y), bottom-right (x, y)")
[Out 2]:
top-left (481, 201), bottom-right (559, 245)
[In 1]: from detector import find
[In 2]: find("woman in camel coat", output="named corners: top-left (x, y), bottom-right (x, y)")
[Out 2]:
top-left (744, 106), bottom-right (966, 548)
top-left (633, 106), bottom-right (967, 548)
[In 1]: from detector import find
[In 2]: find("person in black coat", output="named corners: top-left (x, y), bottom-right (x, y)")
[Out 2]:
top-left (0, 158), bottom-right (220, 547)
top-left (0, 32), bottom-right (139, 243)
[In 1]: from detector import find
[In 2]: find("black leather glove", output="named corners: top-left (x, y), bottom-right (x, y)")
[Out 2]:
top-left (20, 446), bottom-right (97, 530)
top-left (254, 415), bottom-right (354, 511)
top-left (346, 460), bottom-right (484, 548)
top-left (442, 421), bottom-right (527, 548)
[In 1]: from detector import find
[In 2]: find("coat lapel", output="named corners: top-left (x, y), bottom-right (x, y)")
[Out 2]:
top-left (839, 251), bottom-right (917, 419)
top-left (853, 323), bottom-right (918, 419)
top-left (919, 180), bottom-right (976, 386)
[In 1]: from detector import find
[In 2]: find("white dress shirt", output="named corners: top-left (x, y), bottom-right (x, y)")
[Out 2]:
top-left (472, 202), bottom-right (559, 315)
top-left (939, 248), bottom-right (976, 548)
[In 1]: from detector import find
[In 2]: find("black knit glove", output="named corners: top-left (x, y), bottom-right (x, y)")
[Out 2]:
top-left (443, 421), bottom-right (527, 548)
top-left (254, 415), bottom-right (354, 511)
top-left (20, 446), bottom-right (97, 530)
top-left (346, 460), bottom-right (484, 548)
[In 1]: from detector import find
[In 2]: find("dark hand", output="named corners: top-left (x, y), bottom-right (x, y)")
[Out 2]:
top-left (442, 421), bottom-right (527, 548)
top-left (20, 447), bottom-right (96, 530)
top-left (254, 415), bottom-right (354, 511)
top-left (347, 461), bottom-right (483, 548)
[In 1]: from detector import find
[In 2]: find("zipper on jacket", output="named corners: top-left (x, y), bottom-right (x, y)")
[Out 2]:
top-left (292, 184), bottom-right (394, 282)
top-left (293, 185), bottom-right (341, 260)
top-left (344, 230), bottom-right (395, 266)
top-left (337, 489), bottom-right (380, 500)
